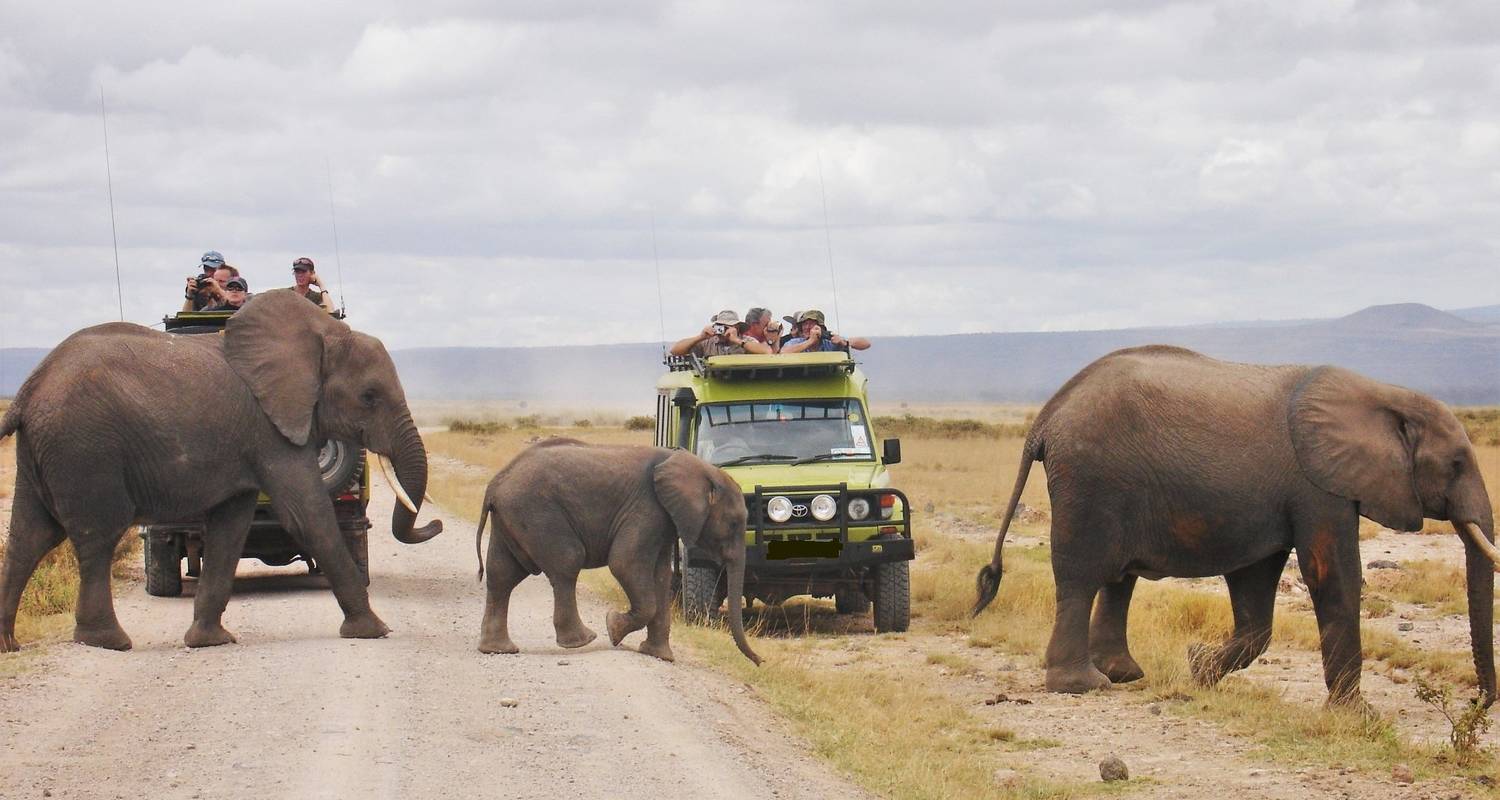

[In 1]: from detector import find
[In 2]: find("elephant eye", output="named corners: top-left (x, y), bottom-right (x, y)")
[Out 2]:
top-left (360, 389), bottom-right (378, 408)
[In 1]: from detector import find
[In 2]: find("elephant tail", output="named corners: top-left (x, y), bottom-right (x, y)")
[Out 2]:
top-left (972, 434), bottom-right (1041, 617)
top-left (474, 502), bottom-right (491, 582)
top-left (0, 403), bottom-right (18, 440)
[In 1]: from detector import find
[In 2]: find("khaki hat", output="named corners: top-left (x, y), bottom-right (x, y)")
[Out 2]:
top-left (710, 310), bottom-right (741, 326)
top-left (797, 310), bottom-right (826, 324)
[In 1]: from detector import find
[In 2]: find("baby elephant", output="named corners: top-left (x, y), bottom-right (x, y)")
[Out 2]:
top-left (474, 440), bottom-right (760, 664)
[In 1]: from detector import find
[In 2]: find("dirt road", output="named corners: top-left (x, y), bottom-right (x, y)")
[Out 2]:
top-left (0, 484), bottom-right (870, 800)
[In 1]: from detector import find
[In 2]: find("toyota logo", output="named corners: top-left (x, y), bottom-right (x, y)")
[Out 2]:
top-left (791, 504), bottom-right (809, 518)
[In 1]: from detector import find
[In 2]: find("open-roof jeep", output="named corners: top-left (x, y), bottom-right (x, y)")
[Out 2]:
top-left (656, 352), bottom-right (913, 632)
top-left (138, 310), bottom-right (372, 597)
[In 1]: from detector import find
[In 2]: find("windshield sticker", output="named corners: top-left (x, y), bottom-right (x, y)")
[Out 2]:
top-left (847, 411), bottom-right (861, 423)
top-left (830, 447), bottom-right (863, 457)
top-left (849, 424), bottom-right (870, 452)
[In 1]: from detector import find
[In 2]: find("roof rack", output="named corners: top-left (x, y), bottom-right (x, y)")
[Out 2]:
top-left (663, 352), bottom-right (856, 380)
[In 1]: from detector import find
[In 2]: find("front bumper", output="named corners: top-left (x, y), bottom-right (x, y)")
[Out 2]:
top-left (743, 534), bottom-right (915, 574)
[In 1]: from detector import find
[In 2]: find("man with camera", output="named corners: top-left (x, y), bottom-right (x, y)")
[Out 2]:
top-left (669, 310), bottom-right (772, 357)
top-left (202, 276), bottom-right (251, 313)
top-left (181, 262), bottom-right (240, 312)
top-left (781, 309), bottom-right (870, 353)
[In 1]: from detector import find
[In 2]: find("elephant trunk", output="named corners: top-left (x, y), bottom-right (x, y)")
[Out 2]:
top-left (389, 419), bottom-right (443, 544)
top-left (724, 551), bottom-right (761, 666)
top-left (1462, 517), bottom-right (1497, 707)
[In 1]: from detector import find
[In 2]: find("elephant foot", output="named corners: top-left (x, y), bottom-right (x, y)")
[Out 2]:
top-left (1092, 652), bottom-right (1145, 684)
top-left (339, 613), bottom-right (391, 640)
top-left (73, 623), bottom-right (133, 651)
top-left (555, 625), bottom-right (598, 649)
top-left (1, 631), bottom-right (21, 653)
top-left (606, 610), bottom-right (643, 647)
top-left (478, 635), bottom-right (520, 655)
top-left (638, 639), bottom-right (675, 662)
top-left (1325, 688), bottom-right (1375, 719)
top-left (1187, 643), bottom-right (1225, 687)
top-left (183, 622), bottom-right (238, 648)
top-left (1045, 662), bottom-right (1111, 694)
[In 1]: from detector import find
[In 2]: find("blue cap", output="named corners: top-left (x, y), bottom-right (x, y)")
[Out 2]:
top-left (201, 250), bottom-right (225, 268)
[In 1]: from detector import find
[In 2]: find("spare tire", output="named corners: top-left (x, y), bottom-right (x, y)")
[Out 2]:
top-left (318, 440), bottom-right (361, 494)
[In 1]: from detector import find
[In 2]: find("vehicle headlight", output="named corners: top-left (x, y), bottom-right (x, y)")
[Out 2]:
top-left (767, 496), bottom-right (794, 523)
top-left (846, 497), bottom-right (871, 520)
top-left (810, 494), bottom-right (837, 522)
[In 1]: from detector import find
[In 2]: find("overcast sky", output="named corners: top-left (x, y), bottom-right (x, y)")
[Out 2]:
top-left (2, 1), bottom-right (1497, 350)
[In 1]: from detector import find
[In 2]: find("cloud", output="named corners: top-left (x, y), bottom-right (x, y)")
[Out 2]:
top-left (1, 1), bottom-right (1497, 354)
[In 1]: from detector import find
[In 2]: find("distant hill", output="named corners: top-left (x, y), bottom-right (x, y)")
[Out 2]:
top-left (4, 304), bottom-right (1498, 406)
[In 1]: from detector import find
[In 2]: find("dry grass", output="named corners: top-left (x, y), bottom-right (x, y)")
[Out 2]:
top-left (426, 419), bottom-right (1500, 793)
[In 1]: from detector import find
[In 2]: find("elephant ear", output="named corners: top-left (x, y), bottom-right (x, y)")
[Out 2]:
top-left (224, 290), bottom-right (347, 446)
top-left (653, 451), bottom-right (713, 549)
top-left (1289, 366), bottom-right (1424, 531)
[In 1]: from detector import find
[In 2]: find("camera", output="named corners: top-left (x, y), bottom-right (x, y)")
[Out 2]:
top-left (193, 275), bottom-right (212, 290)
top-left (712, 324), bottom-right (728, 335)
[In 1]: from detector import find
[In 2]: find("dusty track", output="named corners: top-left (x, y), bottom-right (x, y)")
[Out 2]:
top-left (0, 484), bottom-right (870, 800)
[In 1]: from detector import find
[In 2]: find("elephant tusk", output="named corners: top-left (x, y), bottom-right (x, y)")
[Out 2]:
top-left (378, 454), bottom-right (420, 515)
top-left (1462, 522), bottom-right (1500, 573)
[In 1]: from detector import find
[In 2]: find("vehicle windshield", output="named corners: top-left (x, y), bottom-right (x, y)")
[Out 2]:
top-left (694, 399), bottom-right (876, 466)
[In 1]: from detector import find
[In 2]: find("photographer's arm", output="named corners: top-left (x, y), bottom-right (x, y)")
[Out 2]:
top-left (669, 325), bottom-right (715, 356)
top-left (740, 338), bottom-right (771, 355)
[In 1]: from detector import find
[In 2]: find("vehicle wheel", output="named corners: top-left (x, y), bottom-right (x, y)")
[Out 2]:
top-left (835, 589), bottom-right (869, 614)
top-left (680, 564), bottom-right (722, 623)
top-left (144, 534), bottom-right (183, 597)
top-left (871, 561), bottom-right (910, 633)
top-left (317, 440), bottom-right (361, 494)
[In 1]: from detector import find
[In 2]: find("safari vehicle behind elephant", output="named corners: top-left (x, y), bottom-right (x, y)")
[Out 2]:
top-left (139, 310), bottom-right (372, 597)
top-left (655, 352), bottom-right (913, 632)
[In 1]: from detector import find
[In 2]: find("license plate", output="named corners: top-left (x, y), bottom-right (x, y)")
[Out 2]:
top-left (766, 540), bottom-right (842, 560)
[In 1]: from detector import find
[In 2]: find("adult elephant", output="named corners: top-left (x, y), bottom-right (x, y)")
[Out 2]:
top-left (0, 290), bottom-right (443, 652)
top-left (972, 345), bottom-right (1497, 707)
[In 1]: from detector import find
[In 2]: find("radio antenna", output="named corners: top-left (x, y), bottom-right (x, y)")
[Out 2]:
top-left (816, 151), bottom-right (842, 332)
top-left (650, 208), bottom-right (668, 357)
top-left (100, 86), bottom-right (124, 321)
top-left (325, 156), bottom-right (346, 312)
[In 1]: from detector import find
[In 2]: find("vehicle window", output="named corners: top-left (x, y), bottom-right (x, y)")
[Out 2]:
top-left (694, 399), bottom-right (874, 466)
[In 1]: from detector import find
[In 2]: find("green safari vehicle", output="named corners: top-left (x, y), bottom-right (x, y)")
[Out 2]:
top-left (655, 351), bottom-right (913, 632)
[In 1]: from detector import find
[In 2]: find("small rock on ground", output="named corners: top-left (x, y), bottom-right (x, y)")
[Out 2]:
top-left (1099, 756), bottom-right (1129, 782)
top-left (1391, 763), bottom-right (1414, 784)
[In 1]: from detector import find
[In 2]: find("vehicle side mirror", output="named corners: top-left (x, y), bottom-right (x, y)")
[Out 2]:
top-left (882, 438), bottom-right (901, 465)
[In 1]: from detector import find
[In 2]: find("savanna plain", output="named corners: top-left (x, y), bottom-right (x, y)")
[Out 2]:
top-left (3, 402), bottom-right (1500, 799)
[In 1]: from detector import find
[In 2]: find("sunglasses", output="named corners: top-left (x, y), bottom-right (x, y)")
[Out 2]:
top-left (225, 285), bottom-right (246, 291)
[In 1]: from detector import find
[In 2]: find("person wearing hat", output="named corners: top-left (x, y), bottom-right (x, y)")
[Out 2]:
top-left (203, 276), bottom-right (252, 312)
top-left (781, 309), bottom-right (870, 353)
top-left (180, 263), bottom-right (240, 312)
top-left (669, 310), bottom-right (772, 357)
top-left (741, 308), bottom-right (778, 351)
top-left (181, 251), bottom-right (230, 311)
top-left (289, 257), bottom-right (335, 312)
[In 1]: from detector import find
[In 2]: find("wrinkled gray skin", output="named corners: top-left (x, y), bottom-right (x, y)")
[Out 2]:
top-left (0, 290), bottom-right (443, 652)
top-left (475, 441), bottom-right (760, 665)
top-left (973, 346), bottom-right (1496, 708)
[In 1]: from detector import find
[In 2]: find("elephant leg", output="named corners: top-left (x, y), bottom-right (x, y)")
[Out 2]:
top-left (1190, 550), bottom-right (1289, 687)
top-left (0, 481), bottom-right (67, 652)
top-left (1045, 579), bottom-right (1111, 693)
top-left (603, 537), bottom-right (663, 654)
top-left (184, 492), bottom-right (258, 648)
top-left (70, 523), bottom-right (133, 651)
top-left (1089, 574), bottom-right (1143, 683)
top-left (640, 541), bottom-right (675, 662)
top-left (1296, 518), bottom-right (1365, 707)
top-left (479, 539), bottom-right (527, 655)
top-left (550, 572), bottom-right (596, 648)
top-left (261, 465), bottom-right (389, 640)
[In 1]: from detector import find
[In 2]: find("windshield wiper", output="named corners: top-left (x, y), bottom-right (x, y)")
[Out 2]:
top-left (715, 453), bottom-right (798, 467)
top-left (791, 452), bottom-right (855, 465)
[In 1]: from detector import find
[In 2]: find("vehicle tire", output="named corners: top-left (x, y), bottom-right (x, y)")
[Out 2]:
top-left (835, 589), bottom-right (869, 614)
top-left (680, 564), bottom-right (722, 623)
top-left (144, 534), bottom-right (183, 598)
top-left (318, 440), bottom-right (361, 494)
top-left (871, 561), bottom-right (910, 633)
